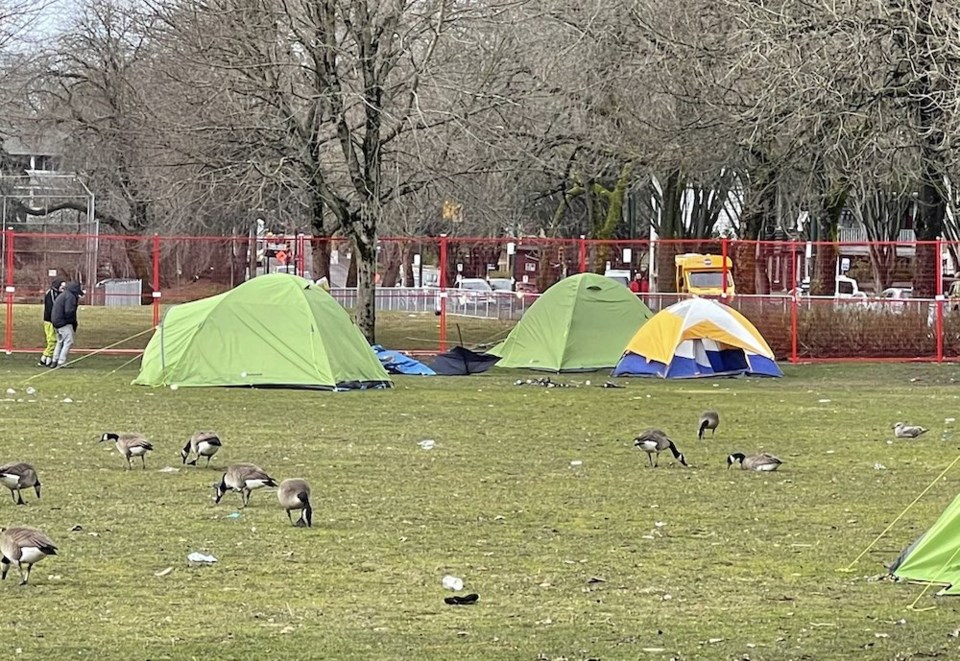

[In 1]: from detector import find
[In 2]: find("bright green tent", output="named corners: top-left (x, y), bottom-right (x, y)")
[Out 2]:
top-left (133, 273), bottom-right (391, 390)
top-left (891, 492), bottom-right (960, 595)
top-left (487, 273), bottom-right (653, 372)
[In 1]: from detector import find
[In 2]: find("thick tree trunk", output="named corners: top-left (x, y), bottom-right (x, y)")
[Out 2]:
top-left (348, 206), bottom-right (379, 343)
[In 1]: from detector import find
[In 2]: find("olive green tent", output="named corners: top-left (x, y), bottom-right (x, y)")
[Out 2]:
top-left (133, 274), bottom-right (391, 390)
top-left (487, 273), bottom-right (653, 372)
top-left (891, 492), bottom-right (960, 595)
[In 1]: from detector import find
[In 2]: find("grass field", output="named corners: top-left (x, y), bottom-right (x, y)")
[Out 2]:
top-left (0, 355), bottom-right (959, 659)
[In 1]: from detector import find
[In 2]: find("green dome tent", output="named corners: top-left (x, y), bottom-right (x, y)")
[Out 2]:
top-left (487, 273), bottom-right (653, 372)
top-left (891, 492), bottom-right (960, 595)
top-left (133, 274), bottom-right (391, 390)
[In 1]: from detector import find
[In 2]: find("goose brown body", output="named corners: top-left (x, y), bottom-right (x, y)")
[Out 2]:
top-left (215, 464), bottom-right (278, 506)
top-left (0, 526), bottom-right (57, 585)
top-left (278, 478), bottom-right (313, 527)
top-left (100, 432), bottom-right (154, 470)
top-left (0, 462), bottom-right (40, 505)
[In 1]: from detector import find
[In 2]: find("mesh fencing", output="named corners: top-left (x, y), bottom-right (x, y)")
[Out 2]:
top-left (0, 230), bottom-right (956, 360)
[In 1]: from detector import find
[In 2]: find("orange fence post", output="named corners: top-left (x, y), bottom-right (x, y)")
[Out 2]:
top-left (151, 234), bottom-right (161, 327)
top-left (438, 234), bottom-right (448, 352)
top-left (4, 230), bottom-right (13, 353)
top-left (578, 235), bottom-right (587, 273)
top-left (790, 240), bottom-right (799, 364)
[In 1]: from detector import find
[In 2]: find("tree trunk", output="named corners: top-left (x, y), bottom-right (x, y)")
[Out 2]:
top-left (350, 206), bottom-right (378, 343)
top-left (381, 242), bottom-right (401, 287)
top-left (346, 252), bottom-right (358, 288)
top-left (811, 182), bottom-right (848, 296)
top-left (123, 240), bottom-right (154, 305)
top-left (312, 239), bottom-right (331, 283)
top-left (401, 242), bottom-right (415, 287)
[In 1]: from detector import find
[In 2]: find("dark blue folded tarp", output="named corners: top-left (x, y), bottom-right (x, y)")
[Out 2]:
top-left (372, 345), bottom-right (436, 376)
top-left (430, 346), bottom-right (500, 375)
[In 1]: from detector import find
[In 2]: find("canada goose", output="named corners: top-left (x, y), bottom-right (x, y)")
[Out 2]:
top-left (0, 463), bottom-right (40, 505)
top-left (278, 478), bottom-right (313, 527)
top-left (727, 452), bottom-right (782, 471)
top-left (214, 464), bottom-right (278, 507)
top-left (181, 432), bottom-right (222, 466)
top-left (698, 410), bottom-right (720, 439)
top-left (100, 432), bottom-right (154, 470)
top-left (633, 429), bottom-right (689, 468)
top-left (894, 422), bottom-right (929, 439)
top-left (0, 526), bottom-right (57, 585)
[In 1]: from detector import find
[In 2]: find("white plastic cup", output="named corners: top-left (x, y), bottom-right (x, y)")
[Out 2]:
top-left (418, 439), bottom-right (435, 450)
top-left (441, 575), bottom-right (464, 591)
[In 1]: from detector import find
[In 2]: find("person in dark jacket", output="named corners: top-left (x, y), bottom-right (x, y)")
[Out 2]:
top-left (39, 278), bottom-right (65, 366)
top-left (50, 281), bottom-right (84, 368)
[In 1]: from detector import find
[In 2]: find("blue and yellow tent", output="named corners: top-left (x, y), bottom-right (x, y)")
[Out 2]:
top-left (612, 298), bottom-right (782, 378)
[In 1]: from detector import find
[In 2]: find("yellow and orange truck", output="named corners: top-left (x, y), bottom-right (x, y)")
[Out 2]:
top-left (674, 253), bottom-right (735, 298)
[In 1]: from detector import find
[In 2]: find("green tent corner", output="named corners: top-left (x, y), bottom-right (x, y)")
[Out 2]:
top-left (133, 273), bottom-right (391, 390)
top-left (891, 492), bottom-right (960, 595)
top-left (487, 273), bottom-right (653, 372)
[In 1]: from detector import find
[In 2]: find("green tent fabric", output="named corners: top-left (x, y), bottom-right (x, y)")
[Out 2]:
top-left (133, 273), bottom-right (391, 390)
top-left (891, 492), bottom-right (960, 595)
top-left (487, 273), bottom-right (653, 372)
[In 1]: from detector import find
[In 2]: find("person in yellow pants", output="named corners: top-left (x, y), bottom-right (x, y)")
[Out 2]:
top-left (39, 278), bottom-right (64, 367)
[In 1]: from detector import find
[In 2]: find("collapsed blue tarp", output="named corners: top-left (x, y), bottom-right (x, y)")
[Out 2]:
top-left (372, 345), bottom-right (436, 376)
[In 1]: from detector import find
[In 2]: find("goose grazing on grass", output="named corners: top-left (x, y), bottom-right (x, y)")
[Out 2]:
top-left (214, 464), bottom-right (278, 507)
top-left (0, 526), bottom-right (57, 585)
top-left (633, 429), bottom-right (689, 468)
top-left (894, 422), bottom-right (929, 439)
top-left (181, 432), bottom-right (222, 467)
top-left (100, 432), bottom-right (154, 470)
top-left (698, 410), bottom-right (720, 439)
top-left (727, 452), bottom-right (782, 471)
top-left (0, 463), bottom-right (40, 505)
top-left (278, 478), bottom-right (313, 527)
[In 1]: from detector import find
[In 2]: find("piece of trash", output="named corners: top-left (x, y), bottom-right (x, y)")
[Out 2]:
top-left (187, 552), bottom-right (217, 564)
top-left (642, 648), bottom-right (666, 653)
top-left (602, 381), bottom-right (624, 388)
top-left (874, 632), bottom-right (889, 638)
top-left (584, 380), bottom-right (591, 386)
top-left (155, 566), bottom-right (174, 577)
top-left (5, 388), bottom-right (14, 395)
top-left (61, 397), bottom-right (73, 403)
top-left (225, 512), bottom-right (242, 519)
top-left (570, 460), bottom-right (583, 468)
top-left (418, 439), bottom-right (435, 450)
top-left (655, 521), bottom-right (666, 528)
top-left (707, 638), bottom-right (724, 644)
top-left (662, 593), bottom-right (672, 601)
top-left (946, 418), bottom-right (956, 424)
top-left (818, 399), bottom-right (831, 403)
top-left (158, 466), bottom-right (179, 473)
top-left (587, 576), bottom-right (606, 583)
top-left (69, 524), bottom-right (83, 532)
top-left (874, 463), bottom-right (886, 471)
top-left (25, 387), bottom-right (35, 396)
top-left (444, 593), bottom-right (479, 605)
top-left (170, 384), bottom-right (179, 391)
top-left (441, 575), bottom-right (464, 591)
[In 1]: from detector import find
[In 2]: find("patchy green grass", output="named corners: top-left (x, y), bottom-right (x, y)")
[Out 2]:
top-left (0, 304), bottom-right (514, 353)
top-left (0, 359), bottom-right (959, 659)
